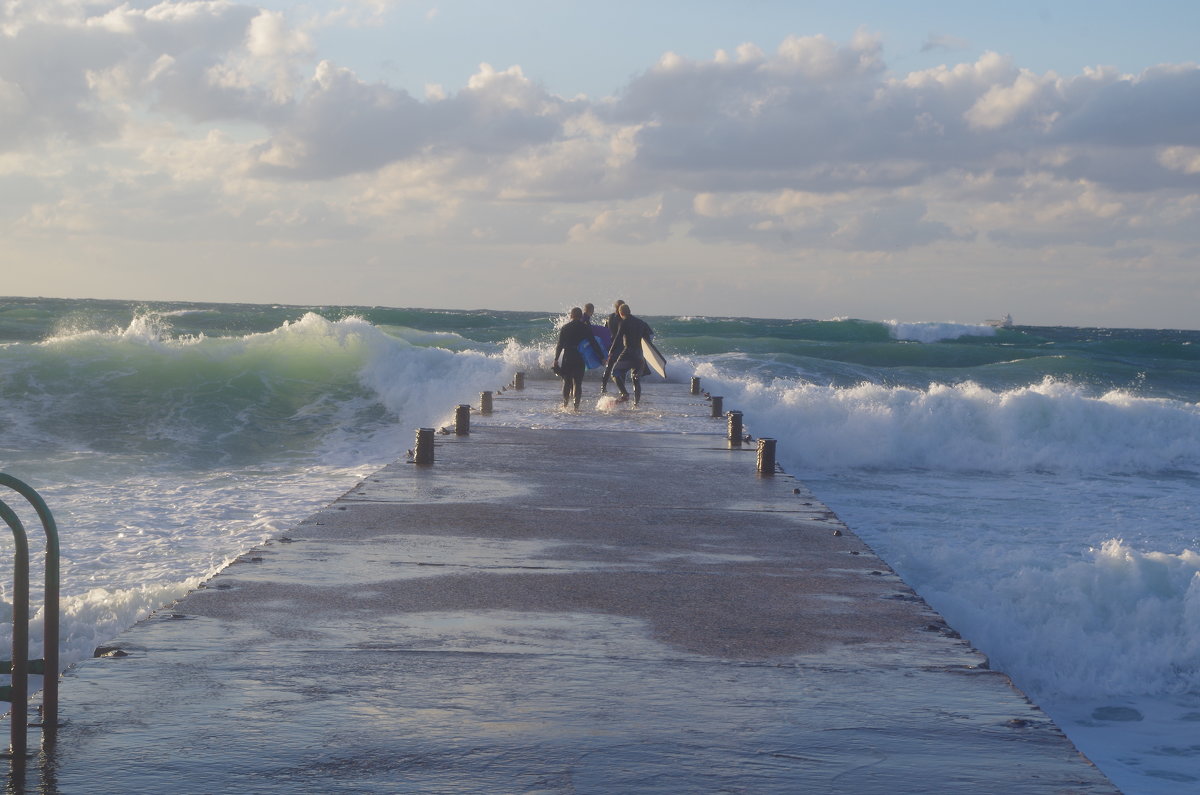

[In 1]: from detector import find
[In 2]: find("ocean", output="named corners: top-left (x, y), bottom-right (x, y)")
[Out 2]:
top-left (2, 295), bottom-right (1198, 792)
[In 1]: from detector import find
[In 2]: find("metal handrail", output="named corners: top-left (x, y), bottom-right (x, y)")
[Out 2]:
top-left (0, 499), bottom-right (29, 761)
top-left (0, 474), bottom-right (61, 759)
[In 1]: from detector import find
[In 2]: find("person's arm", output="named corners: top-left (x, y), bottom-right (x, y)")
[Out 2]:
top-left (554, 327), bottom-right (566, 366)
top-left (606, 322), bottom-right (626, 363)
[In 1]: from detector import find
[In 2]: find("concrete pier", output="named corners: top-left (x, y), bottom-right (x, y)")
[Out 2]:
top-left (14, 381), bottom-right (1115, 793)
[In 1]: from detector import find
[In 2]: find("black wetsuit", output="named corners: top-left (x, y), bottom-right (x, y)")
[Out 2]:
top-left (605, 315), bottom-right (653, 403)
top-left (555, 319), bottom-right (602, 408)
top-left (606, 311), bottom-right (622, 337)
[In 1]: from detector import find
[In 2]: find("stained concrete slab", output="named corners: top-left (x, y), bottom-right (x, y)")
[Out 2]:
top-left (10, 382), bottom-right (1116, 793)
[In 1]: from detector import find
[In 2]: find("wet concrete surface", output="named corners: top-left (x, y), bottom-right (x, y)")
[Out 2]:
top-left (14, 383), bottom-right (1117, 793)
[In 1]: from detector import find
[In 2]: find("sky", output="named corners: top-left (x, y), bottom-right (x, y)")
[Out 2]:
top-left (3, 1), bottom-right (1200, 328)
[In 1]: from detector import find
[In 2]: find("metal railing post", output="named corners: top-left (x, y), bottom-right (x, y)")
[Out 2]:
top-left (0, 474), bottom-right (62, 745)
top-left (0, 500), bottom-right (29, 761)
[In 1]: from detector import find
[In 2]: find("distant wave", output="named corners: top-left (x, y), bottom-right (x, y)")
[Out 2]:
top-left (885, 320), bottom-right (998, 343)
top-left (377, 324), bottom-right (500, 352)
top-left (161, 308), bottom-right (219, 317)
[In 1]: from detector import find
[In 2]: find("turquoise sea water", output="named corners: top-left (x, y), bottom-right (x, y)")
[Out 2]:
top-left (2, 295), bottom-right (1199, 792)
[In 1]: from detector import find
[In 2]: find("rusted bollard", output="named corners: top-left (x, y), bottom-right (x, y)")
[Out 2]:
top-left (480, 391), bottom-right (493, 415)
top-left (710, 395), bottom-right (723, 418)
top-left (454, 404), bottom-right (470, 435)
top-left (514, 372), bottom-right (525, 390)
top-left (727, 410), bottom-right (743, 447)
top-left (756, 437), bottom-right (777, 475)
top-left (414, 428), bottom-right (435, 464)
top-left (690, 377), bottom-right (701, 395)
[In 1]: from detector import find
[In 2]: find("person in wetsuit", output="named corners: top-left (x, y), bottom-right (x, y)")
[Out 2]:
top-left (605, 300), bottom-right (625, 338)
top-left (601, 299), bottom-right (625, 392)
top-left (604, 303), bottom-right (653, 405)
top-left (554, 307), bottom-right (603, 410)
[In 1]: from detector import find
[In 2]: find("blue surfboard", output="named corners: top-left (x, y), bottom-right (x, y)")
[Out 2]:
top-left (591, 324), bottom-right (612, 351)
top-left (578, 337), bottom-right (604, 369)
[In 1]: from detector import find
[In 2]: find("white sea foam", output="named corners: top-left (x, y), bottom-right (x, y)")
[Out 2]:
top-left (962, 538), bottom-right (1200, 697)
top-left (690, 367), bottom-right (1200, 475)
top-left (55, 579), bottom-right (206, 664)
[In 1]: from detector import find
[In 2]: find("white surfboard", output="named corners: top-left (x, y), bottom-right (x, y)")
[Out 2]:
top-left (641, 338), bottom-right (667, 379)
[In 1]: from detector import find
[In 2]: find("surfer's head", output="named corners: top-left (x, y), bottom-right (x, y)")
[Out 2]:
top-left (618, 304), bottom-right (631, 317)
top-left (569, 307), bottom-right (583, 319)
top-left (614, 299), bottom-right (625, 311)
top-left (584, 303), bottom-right (594, 315)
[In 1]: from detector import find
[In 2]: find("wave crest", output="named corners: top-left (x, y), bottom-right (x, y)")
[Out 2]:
top-left (696, 368), bottom-right (1200, 475)
top-left (3, 312), bottom-right (512, 467)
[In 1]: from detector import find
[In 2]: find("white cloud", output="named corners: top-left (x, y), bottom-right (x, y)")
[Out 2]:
top-left (901, 50), bottom-right (1016, 91)
top-left (1159, 146), bottom-right (1200, 175)
top-left (3, 10), bottom-right (1200, 320)
top-left (567, 198), bottom-right (675, 245)
top-left (770, 30), bottom-right (884, 79)
top-left (965, 69), bottom-right (1054, 130)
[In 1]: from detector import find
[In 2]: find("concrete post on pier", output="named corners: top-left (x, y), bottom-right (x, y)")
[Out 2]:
top-left (710, 396), bottom-right (724, 418)
top-left (480, 391), bottom-right (493, 416)
top-left (454, 405), bottom-right (471, 436)
top-left (413, 428), bottom-right (435, 464)
top-left (690, 377), bottom-right (701, 395)
top-left (514, 372), bottom-right (525, 390)
top-left (727, 411), bottom-right (743, 447)
top-left (756, 437), bottom-right (777, 475)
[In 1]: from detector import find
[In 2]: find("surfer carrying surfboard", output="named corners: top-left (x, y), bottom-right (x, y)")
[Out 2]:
top-left (604, 303), bottom-right (655, 405)
top-left (553, 307), bottom-right (604, 410)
